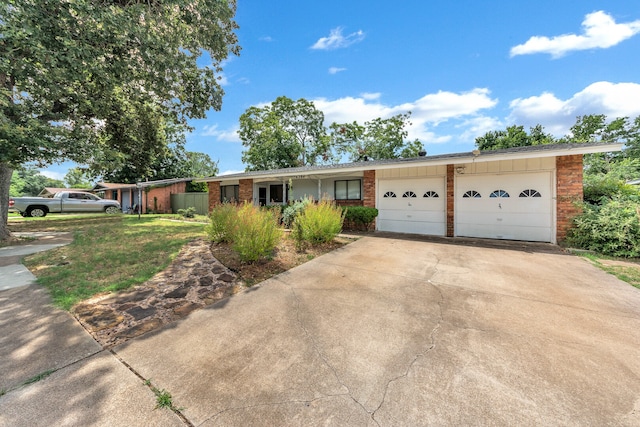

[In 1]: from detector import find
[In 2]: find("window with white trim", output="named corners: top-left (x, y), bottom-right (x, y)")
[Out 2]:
top-left (463, 190), bottom-right (481, 198)
top-left (489, 190), bottom-right (510, 198)
top-left (221, 185), bottom-right (239, 203)
top-left (402, 191), bottom-right (417, 198)
top-left (519, 189), bottom-right (541, 198)
top-left (335, 179), bottom-right (361, 200)
top-left (423, 191), bottom-right (439, 198)
top-left (383, 191), bottom-right (396, 198)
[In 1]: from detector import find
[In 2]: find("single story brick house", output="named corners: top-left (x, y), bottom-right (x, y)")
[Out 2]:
top-left (92, 178), bottom-right (192, 214)
top-left (200, 142), bottom-right (622, 244)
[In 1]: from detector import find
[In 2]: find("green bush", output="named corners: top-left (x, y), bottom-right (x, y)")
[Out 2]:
top-left (566, 196), bottom-right (640, 258)
top-left (293, 199), bottom-right (344, 248)
top-left (206, 203), bottom-right (238, 243)
top-left (342, 206), bottom-right (379, 231)
top-left (282, 198), bottom-right (312, 228)
top-left (177, 207), bottom-right (197, 218)
top-left (583, 175), bottom-right (640, 205)
top-left (233, 203), bottom-right (282, 262)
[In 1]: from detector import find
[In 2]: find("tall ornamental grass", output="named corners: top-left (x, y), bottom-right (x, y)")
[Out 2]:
top-left (293, 199), bottom-right (344, 248)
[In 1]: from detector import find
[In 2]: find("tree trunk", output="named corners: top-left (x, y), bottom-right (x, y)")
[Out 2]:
top-left (0, 163), bottom-right (14, 241)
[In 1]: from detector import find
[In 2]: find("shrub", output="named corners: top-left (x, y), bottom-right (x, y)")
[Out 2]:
top-left (342, 206), bottom-right (379, 231)
top-left (583, 175), bottom-right (640, 205)
top-left (293, 199), bottom-right (344, 248)
top-left (206, 203), bottom-right (238, 243)
top-left (282, 198), bottom-right (312, 228)
top-left (177, 207), bottom-right (197, 218)
top-left (566, 196), bottom-right (640, 258)
top-left (233, 203), bottom-right (282, 262)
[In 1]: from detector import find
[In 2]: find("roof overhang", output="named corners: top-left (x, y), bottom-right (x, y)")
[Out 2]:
top-left (196, 142), bottom-right (624, 184)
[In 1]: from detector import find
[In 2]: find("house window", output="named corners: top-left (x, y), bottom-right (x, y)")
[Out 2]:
top-left (335, 179), bottom-right (361, 200)
top-left (383, 191), bottom-right (396, 198)
top-left (519, 189), bottom-right (541, 198)
top-left (111, 190), bottom-right (118, 200)
top-left (489, 190), bottom-right (510, 198)
top-left (423, 191), bottom-right (439, 198)
top-left (269, 184), bottom-right (284, 203)
top-left (220, 185), bottom-right (239, 203)
top-left (402, 191), bottom-right (417, 198)
top-left (463, 190), bottom-right (481, 198)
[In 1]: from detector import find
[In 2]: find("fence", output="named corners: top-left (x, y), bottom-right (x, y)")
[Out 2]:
top-left (170, 193), bottom-right (209, 215)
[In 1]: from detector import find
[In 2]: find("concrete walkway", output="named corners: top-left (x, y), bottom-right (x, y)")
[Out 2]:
top-left (1, 234), bottom-right (640, 426)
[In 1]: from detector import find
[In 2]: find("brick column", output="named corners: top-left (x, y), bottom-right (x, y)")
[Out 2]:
top-left (446, 164), bottom-right (455, 237)
top-left (363, 170), bottom-right (376, 208)
top-left (239, 179), bottom-right (254, 204)
top-left (556, 155), bottom-right (583, 242)
top-left (208, 181), bottom-right (221, 212)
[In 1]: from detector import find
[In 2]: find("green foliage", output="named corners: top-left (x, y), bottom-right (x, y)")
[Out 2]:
top-left (282, 198), bottom-right (312, 228)
top-left (240, 96), bottom-right (331, 171)
top-left (342, 206), bottom-right (379, 231)
top-left (475, 124), bottom-right (555, 151)
top-left (206, 203), bottom-right (238, 243)
top-left (232, 203), bottom-right (281, 262)
top-left (566, 197), bottom-right (640, 258)
top-left (330, 112), bottom-right (423, 161)
top-left (292, 200), bottom-right (344, 248)
top-left (64, 167), bottom-right (92, 189)
top-left (583, 175), bottom-right (640, 205)
top-left (10, 166), bottom-right (65, 196)
top-left (177, 207), bottom-right (197, 219)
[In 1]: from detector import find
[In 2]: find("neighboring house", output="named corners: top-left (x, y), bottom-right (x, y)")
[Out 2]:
top-left (199, 142), bottom-right (623, 244)
top-left (37, 187), bottom-right (89, 197)
top-left (92, 178), bottom-right (192, 214)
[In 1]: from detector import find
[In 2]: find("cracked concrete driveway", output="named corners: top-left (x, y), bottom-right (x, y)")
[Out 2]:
top-left (111, 235), bottom-right (640, 426)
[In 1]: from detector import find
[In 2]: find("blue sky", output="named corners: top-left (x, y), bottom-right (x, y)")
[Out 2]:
top-left (43, 1), bottom-right (640, 180)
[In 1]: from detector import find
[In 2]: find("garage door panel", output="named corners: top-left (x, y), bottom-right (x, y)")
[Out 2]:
top-left (456, 172), bottom-right (553, 242)
top-left (378, 177), bottom-right (445, 236)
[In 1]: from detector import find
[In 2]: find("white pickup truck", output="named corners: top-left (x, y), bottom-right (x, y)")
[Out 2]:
top-left (9, 191), bottom-right (121, 217)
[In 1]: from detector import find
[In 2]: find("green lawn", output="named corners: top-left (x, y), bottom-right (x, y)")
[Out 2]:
top-left (579, 253), bottom-right (640, 290)
top-left (12, 215), bottom-right (206, 310)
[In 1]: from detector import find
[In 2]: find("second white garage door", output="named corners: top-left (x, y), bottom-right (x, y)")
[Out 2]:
top-left (377, 177), bottom-right (446, 236)
top-left (455, 172), bottom-right (553, 242)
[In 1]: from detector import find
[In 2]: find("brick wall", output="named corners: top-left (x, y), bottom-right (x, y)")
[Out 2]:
top-left (363, 170), bottom-right (375, 208)
top-left (145, 182), bottom-right (187, 213)
top-left (446, 164), bottom-right (454, 237)
top-left (239, 179), bottom-right (254, 203)
top-left (556, 154), bottom-right (583, 242)
top-left (208, 181), bottom-right (221, 212)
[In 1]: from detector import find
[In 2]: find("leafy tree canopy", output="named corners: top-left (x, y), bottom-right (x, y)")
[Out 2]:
top-left (10, 166), bottom-right (65, 197)
top-left (330, 113), bottom-right (424, 162)
top-left (239, 96), bottom-right (331, 171)
top-left (0, 0), bottom-right (240, 239)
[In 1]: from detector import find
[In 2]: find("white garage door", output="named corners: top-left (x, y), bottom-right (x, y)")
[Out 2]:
top-left (378, 177), bottom-right (446, 235)
top-left (456, 172), bottom-right (553, 242)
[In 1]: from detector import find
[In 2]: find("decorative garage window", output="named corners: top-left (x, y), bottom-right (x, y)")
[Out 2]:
top-left (463, 190), bottom-right (481, 198)
top-left (383, 191), bottom-right (397, 198)
top-left (489, 190), bottom-right (510, 198)
top-left (221, 185), bottom-right (239, 203)
top-left (423, 191), bottom-right (439, 198)
top-left (519, 189), bottom-right (542, 198)
top-left (402, 191), bottom-right (417, 198)
top-left (335, 179), bottom-right (361, 200)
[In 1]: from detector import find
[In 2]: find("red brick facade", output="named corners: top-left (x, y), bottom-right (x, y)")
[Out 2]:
top-left (363, 170), bottom-right (376, 208)
top-left (556, 154), bottom-right (583, 242)
top-left (446, 164), bottom-right (455, 237)
top-left (207, 181), bottom-right (222, 212)
top-left (145, 182), bottom-right (187, 214)
top-left (239, 179), bottom-right (254, 203)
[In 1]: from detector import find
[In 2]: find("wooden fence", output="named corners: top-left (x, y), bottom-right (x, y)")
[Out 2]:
top-left (170, 193), bottom-right (209, 215)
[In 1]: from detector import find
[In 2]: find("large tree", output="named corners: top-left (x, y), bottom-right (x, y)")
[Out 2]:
top-left (330, 113), bottom-right (424, 162)
top-left (475, 124), bottom-right (555, 151)
top-left (0, 0), bottom-right (239, 240)
top-left (10, 166), bottom-right (65, 197)
top-left (239, 96), bottom-right (331, 171)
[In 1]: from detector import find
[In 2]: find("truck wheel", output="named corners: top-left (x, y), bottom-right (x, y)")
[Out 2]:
top-left (105, 206), bottom-right (120, 214)
top-left (27, 207), bottom-right (47, 217)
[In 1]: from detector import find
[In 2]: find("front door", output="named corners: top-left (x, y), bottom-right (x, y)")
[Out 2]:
top-left (258, 187), bottom-right (267, 206)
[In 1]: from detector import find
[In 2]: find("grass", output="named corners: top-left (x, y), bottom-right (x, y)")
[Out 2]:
top-left (144, 379), bottom-right (182, 411)
top-left (12, 215), bottom-right (205, 310)
top-left (579, 252), bottom-right (640, 290)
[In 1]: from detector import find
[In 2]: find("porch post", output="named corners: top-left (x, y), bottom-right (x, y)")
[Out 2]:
top-left (318, 179), bottom-right (322, 201)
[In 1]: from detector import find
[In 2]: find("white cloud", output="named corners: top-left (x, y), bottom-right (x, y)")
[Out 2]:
top-left (311, 27), bottom-right (365, 50)
top-left (40, 170), bottom-right (66, 181)
top-left (511, 11), bottom-right (640, 58)
top-left (328, 67), bottom-right (346, 75)
top-left (259, 36), bottom-right (273, 42)
top-left (508, 81), bottom-right (640, 136)
top-left (201, 124), bottom-right (240, 142)
top-left (313, 88), bottom-right (498, 144)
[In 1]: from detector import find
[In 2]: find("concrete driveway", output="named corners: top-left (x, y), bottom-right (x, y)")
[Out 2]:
top-left (3, 235), bottom-right (640, 425)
